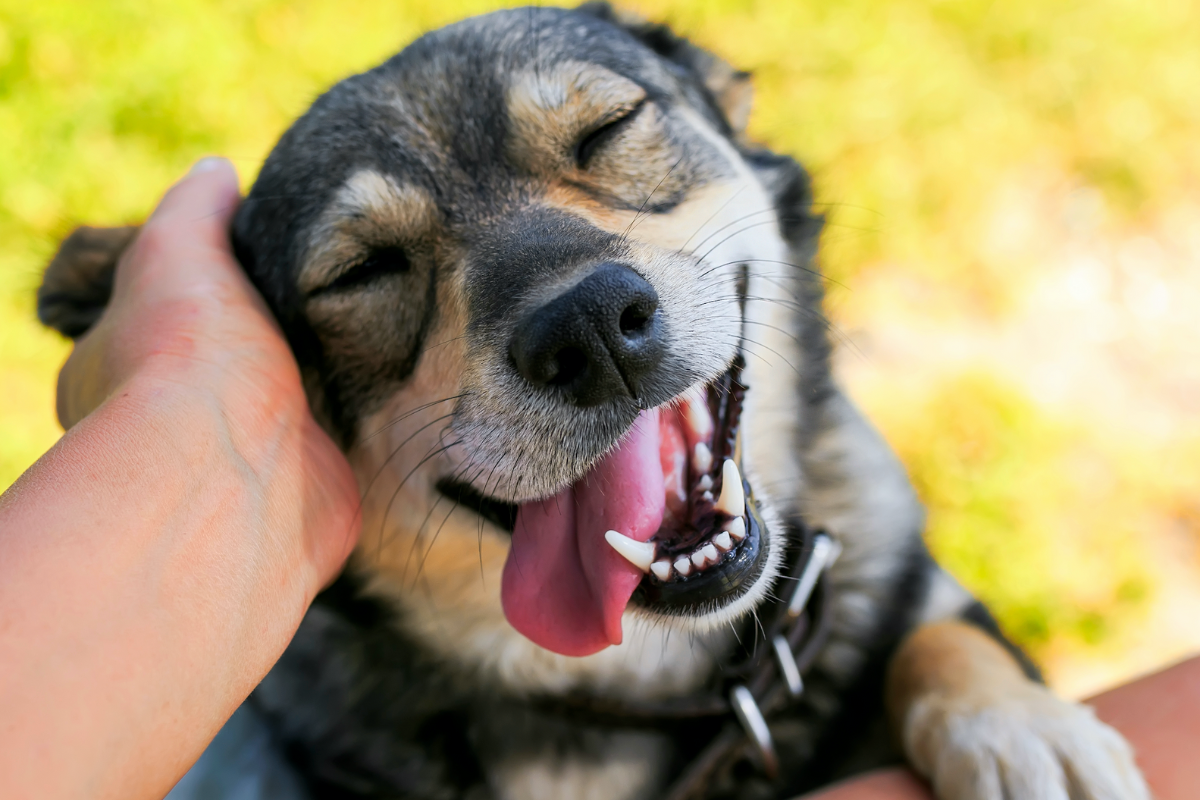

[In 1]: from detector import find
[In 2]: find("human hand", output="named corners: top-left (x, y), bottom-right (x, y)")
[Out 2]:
top-left (56, 157), bottom-right (360, 591)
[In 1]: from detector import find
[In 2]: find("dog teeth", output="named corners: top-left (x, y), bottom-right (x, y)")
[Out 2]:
top-left (714, 460), bottom-right (745, 518)
top-left (630, 457), bottom-right (747, 583)
top-left (724, 516), bottom-right (746, 541)
top-left (684, 391), bottom-right (713, 441)
top-left (654, 532), bottom-right (738, 583)
top-left (604, 530), bottom-right (655, 573)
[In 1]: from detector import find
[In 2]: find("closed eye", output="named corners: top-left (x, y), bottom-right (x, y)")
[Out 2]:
top-left (313, 246), bottom-right (410, 294)
top-left (575, 100), bottom-right (647, 168)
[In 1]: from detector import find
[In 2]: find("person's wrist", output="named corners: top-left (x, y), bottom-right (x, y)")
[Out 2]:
top-left (139, 358), bottom-right (359, 595)
top-left (104, 368), bottom-right (333, 597)
top-left (141, 360), bottom-right (311, 480)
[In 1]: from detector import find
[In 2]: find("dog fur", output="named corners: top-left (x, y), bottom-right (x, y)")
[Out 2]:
top-left (39, 5), bottom-right (1149, 799)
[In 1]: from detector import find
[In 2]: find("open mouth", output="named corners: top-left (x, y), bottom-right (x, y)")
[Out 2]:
top-left (624, 355), bottom-right (765, 608)
top-left (438, 355), bottom-right (767, 657)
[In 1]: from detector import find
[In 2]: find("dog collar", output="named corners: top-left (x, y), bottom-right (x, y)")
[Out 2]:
top-left (529, 520), bottom-right (840, 799)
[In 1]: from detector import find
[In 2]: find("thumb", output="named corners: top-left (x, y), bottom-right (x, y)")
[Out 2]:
top-left (56, 158), bottom-right (245, 428)
top-left (110, 157), bottom-right (243, 301)
top-left (150, 157), bottom-right (241, 233)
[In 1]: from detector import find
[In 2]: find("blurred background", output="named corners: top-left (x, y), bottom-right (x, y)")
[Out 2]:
top-left (2, 0), bottom-right (1198, 697)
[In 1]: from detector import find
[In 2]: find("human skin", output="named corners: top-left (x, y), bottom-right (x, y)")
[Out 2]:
top-left (802, 655), bottom-right (1200, 800)
top-left (0, 159), bottom-right (360, 800)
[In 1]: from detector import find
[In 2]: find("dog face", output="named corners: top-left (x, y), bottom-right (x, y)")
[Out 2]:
top-left (230, 5), bottom-right (825, 673)
top-left (48, 5), bottom-right (823, 683)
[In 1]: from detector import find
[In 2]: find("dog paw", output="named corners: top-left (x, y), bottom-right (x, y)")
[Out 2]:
top-left (902, 682), bottom-right (1151, 800)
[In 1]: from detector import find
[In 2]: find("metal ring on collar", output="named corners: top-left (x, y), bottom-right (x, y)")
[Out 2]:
top-left (772, 634), bottom-right (805, 698)
top-left (786, 533), bottom-right (840, 618)
top-left (730, 685), bottom-right (778, 778)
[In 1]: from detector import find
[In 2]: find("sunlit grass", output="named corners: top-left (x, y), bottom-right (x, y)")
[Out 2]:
top-left (3, 0), bottom-right (1198, 677)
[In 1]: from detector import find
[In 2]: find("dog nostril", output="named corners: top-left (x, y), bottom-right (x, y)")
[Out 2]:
top-left (549, 346), bottom-right (587, 387)
top-left (619, 304), bottom-right (653, 337)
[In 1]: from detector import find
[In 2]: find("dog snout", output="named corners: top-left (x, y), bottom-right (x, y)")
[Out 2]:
top-left (509, 262), bottom-right (664, 407)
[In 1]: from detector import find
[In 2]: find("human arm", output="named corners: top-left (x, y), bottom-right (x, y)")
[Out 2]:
top-left (0, 159), bottom-right (360, 800)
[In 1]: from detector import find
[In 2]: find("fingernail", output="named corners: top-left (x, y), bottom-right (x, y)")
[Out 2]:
top-left (188, 157), bottom-right (227, 175)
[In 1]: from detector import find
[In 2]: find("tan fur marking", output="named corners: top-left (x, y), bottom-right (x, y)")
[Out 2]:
top-left (596, 5), bottom-right (753, 136)
top-left (716, 76), bottom-right (753, 135)
top-left (541, 183), bottom-right (629, 231)
top-left (507, 62), bottom-right (646, 173)
top-left (886, 621), bottom-right (1026, 730)
top-left (300, 170), bottom-right (437, 294)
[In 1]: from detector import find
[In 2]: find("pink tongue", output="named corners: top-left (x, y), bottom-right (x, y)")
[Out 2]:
top-left (501, 410), bottom-right (666, 656)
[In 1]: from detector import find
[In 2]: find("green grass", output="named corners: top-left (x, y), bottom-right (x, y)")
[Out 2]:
top-left (3, 0), bottom-right (1198, 667)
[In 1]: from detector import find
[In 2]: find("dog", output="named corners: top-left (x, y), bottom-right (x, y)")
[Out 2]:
top-left (38, 5), bottom-right (1151, 799)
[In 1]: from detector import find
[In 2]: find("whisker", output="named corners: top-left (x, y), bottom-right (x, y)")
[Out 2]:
top-left (359, 395), bottom-right (466, 442)
top-left (409, 458), bottom-right (489, 585)
top-left (359, 410), bottom-right (458, 508)
top-left (679, 184), bottom-right (749, 252)
top-left (621, 156), bottom-right (686, 246)
top-left (377, 437), bottom-right (463, 559)
top-left (684, 207), bottom-right (778, 254)
top-left (399, 452), bottom-right (481, 574)
top-left (696, 218), bottom-right (813, 265)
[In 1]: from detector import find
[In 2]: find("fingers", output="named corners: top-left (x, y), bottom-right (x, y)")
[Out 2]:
top-left (57, 158), bottom-right (247, 429)
top-left (151, 157), bottom-right (241, 231)
top-left (111, 158), bottom-right (243, 303)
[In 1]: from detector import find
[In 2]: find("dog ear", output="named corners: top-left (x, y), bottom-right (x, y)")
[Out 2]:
top-left (38, 225), bottom-right (139, 339)
top-left (577, 2), bottom-right (754, 136)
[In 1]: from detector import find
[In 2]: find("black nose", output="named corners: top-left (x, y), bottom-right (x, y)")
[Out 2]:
top-left (510, 262), bottom-right (664, 407)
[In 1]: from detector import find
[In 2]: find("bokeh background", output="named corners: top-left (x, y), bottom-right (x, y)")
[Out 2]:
top-left (2, 0), bottom-right (1198, 696)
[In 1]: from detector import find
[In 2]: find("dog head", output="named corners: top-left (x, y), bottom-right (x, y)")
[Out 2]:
top-left (41, 4), bottom-right (827, 679)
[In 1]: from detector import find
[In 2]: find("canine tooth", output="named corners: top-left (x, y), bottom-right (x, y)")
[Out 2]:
top-left (697, 475), bottom-right (713, 491)
top-left (725, 517), bottom-right (747, 541)
top-left (715, 460), bottom-right (745, 518)
top-left (692, 442), bottom-right (713, 475)
top-left (604, 530), bottom-right (655, 573)
top-left (701, 490), bottom-right (714, 503)
top-left (691, 549), bottom-right (708, 568)
top-left (673, 557), bottom-right (693, 577)
top-left (684, 392), bottom-right (714, 440)
top-left (650, 560), bottom-right (673, 581)
top-left (700, 543), bottom-right (719, 563)
top-left (713, 531), bottom-right (733, 552)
